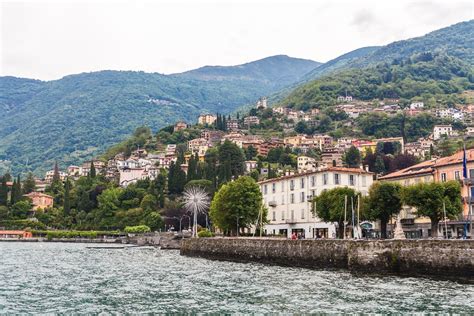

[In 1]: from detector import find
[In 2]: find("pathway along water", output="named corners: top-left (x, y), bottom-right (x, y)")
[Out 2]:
top-left (1, 242), bottom-right (473, 313)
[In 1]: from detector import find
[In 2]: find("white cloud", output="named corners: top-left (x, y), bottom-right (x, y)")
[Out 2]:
top-left (0, 0), bottom-right (472, 80)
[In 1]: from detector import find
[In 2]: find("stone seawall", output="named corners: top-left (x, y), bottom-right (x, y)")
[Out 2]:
top-left (181, 238), bottom-right (474, 280)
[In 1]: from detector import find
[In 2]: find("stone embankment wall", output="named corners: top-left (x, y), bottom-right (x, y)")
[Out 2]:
top-left (181, 238), bottom-right (474, 280)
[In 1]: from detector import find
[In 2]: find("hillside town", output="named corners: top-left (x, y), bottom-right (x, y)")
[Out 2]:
top-left (14, 94), bottom-right (470, 240)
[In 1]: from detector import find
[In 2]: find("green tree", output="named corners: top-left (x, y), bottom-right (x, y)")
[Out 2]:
top-left (63, 178), bottom-right (72, 215)
top-left (403, 181), bottom-right (462, 238)
top-left (10, 175), bottom-right (22, 205)
top-left (218, 140), bottom-right (245, 177)
top-left (374, 155), bottom-right (386, 174)
top-left (89, 161), bottom-right (97, 178)
top-left (95, 187), bottom-right (122, 229)
top-left (244, 146), bottom-right (258, 161)
top-left (365, 182), bottom-right (402, 238)
top-left (11, 200), bottom-right (32, 219)
top-left (0, 176), bottom-right (8, 206)
top-left (0, 205), bottom-right (9, 220)
top-left (185, 179), bottom-right (215, 197)
top-left (343, 146), bottom-right (362, 168)
top-left (314, 187), bottom-right (358, 239)
top-left (23, 172), bottom-right (36, 194)
top-left (209, 176), bottom-right (264, 236)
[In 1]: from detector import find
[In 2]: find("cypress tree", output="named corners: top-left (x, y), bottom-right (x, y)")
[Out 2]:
top-left (89, 161), bottom-right (96, 178)
top-left (23, 172), bottom-right (36, 194)
top-left (63, 178), bottom-right (71, 215)
top-left (52, 162), bottom-right (61, 184)
top-left (0, 177), bottom-right (8, 206)
top-left (187, 155), bottom-right (197, 182)
top-left (168, 161), bottom-right (176, 194)
top-left (11, 175), bottom-right (22, 204)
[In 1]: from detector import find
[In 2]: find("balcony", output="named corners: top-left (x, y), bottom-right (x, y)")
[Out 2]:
top-left (285, 219), bottom-right (297, 224)
top-left (463, 178), bottom-right (474, 186)
top-left (462, 196), bottom-right (474, 204)
top-left (268, 201), bottom-right (277, 207)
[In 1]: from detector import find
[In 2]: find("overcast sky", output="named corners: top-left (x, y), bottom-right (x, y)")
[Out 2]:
top-left (1, 0), bottom-right (472, 80)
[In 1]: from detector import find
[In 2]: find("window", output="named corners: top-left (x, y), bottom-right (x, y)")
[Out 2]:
top-left (334, 173), bottom-right (340, 185)
top-left (290, 180), bottom-right (295, 190)
top-left (301, 178), bottom-right (305, 189)
top-left (272, 183), bottom-right (276, 193)
top-left (349, 175), bottom-right (355, 186)
top-left (263, 185), bottom-right (267, 194)
top-left (323, 173), bottom-right (328, 185)
top-left (290, 193), bottom-right (294, 204)
top-left (404, 179), bottom-right (410, 186)
top-left (455, 171), bottom-right (460, 181)
top-left (311, 176), bottom-right (315, 186)
top-left (311, 190), bottom-right (315, 198)
top-left (282, 182), bottom-right (285, 192)
top-left (291, 210), bottom-right (294, 220)
top-left (469, 169), bottom-right (474, 179)
top-left (281, 211), bottom-right (285, 220)
top-left (300, 192), bottom-right (305, 202)
top-left (441, 173), bottom-right (447, 182)
top-left (272, 211), bottom-right (276, 221)
top-left (301, 209), bottom-right (305, 219)
top-left (362, 175), bottom-right (367, 187)
top-left (281, 196), bottom-right (285, 205)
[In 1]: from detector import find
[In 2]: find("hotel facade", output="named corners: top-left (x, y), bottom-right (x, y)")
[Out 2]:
top-left (259, 167), bottom-right (373, 238)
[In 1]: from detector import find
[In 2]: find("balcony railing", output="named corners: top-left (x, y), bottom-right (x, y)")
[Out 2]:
top-left (462, 196), bottom-right (474, 204)
top-left (285, 219), bottom-right (297, 224)
top-left (463, 178), bottom-right (474, 186)
top-left (268, 201), bottom-right (277, 207)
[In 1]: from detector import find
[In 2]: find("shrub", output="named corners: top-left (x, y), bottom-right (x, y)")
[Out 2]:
top-left (197, 229), bottom-right (214, 238)
top-left (124, 225), bottom-right (151, 234)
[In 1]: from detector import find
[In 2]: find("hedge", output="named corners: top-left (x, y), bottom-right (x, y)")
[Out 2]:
top-left (0, 220), bottom-right (46, 230)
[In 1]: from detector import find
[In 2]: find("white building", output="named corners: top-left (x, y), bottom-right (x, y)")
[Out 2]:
top-left (256, 97), bottom-right (267, 109)
top-left (410, 102), bottom-right (424, 110)
top-left (297, 156), bottom-right (316, 172)
top-left (433, 125), bottom-right (453, 140)
top-left (198, 114), bottom-right (217, 125)
top-left (258, 167), bottom-right (373, 238)
top-left (243, 116), bottom-right (260, 126)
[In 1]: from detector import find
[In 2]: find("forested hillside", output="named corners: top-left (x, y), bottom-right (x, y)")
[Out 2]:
top-left (0, 56), bottom-right (319, 175)
top-left (282, 53), bottom-right (474, 110)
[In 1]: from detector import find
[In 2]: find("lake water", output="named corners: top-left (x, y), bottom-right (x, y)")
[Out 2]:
top-left (1, 242), bottom-right (473, 313)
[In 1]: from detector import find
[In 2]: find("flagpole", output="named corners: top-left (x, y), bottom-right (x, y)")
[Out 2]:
top-left (463, 144), bottom-right (471, 239)
top-left (343, 195), bottom-right (347, 240)
top-left (443, 201), bottom-right (448, 239)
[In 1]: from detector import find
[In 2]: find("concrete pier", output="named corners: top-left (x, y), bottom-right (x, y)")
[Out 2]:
top-left (181, 238), bottom-right (474, 280)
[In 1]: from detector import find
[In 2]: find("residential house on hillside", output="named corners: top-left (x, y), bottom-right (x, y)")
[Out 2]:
top-left (258, 167), bottom-right (373, 238)
top-left (188, 138), bottom-right (212, 154)
top-left (337, 95), bottom-right (353, 102)
top-left (174, 121), bottom-right (187, 132)
top-left (297, 156), bottom-right (316, 172)
top-left (24, 192), bottom-right (54, 211)
top-left (226, 119), bottom-right (239, 131)
top-left (321, 148), bottom-right (343, 167)
top-left (433, 124), bottom-right (453, 140)
top-left (201, 130), bottom-right (224, 144)
top-left (256, 97), bottom-right (267, 109)
top-left (44, 170), bottom-right (67, 183)
top-left (198, 114), bottom-right (217, 125)
top-left (409, 102), bottom-right (424, 110)
top-left (243, 116), bottom-right (260, 126)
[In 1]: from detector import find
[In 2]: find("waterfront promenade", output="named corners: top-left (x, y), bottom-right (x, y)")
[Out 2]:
top-left (181, 238), bottom-right (474, 281)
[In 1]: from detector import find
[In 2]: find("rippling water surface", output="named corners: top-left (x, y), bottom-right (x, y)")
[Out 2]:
top-left (0, 242), bottom-right (473, 313)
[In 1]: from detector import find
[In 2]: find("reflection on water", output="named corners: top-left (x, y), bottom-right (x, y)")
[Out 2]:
top-left (0, 242), bottom-right (473, 313)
